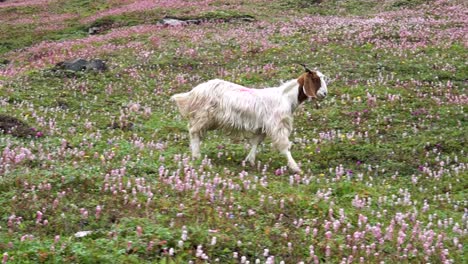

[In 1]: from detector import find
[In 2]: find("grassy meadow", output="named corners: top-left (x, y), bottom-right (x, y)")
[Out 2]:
top-left (0, 0), bottom-right (467, 263)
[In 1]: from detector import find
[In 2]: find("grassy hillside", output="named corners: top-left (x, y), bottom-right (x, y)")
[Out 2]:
top-left (0, 0), bottom-right (466, 263)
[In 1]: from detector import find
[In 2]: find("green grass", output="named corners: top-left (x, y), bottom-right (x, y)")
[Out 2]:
top-left (0, 0), bottom-right (466, 263)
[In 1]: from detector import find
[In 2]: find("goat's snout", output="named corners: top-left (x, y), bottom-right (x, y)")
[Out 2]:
top-left (317, 90), bottom-right (327, 99)
top-left (316, 72), bottom-right (328, 100)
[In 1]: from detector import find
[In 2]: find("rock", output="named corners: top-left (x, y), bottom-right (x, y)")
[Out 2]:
top-left (185, 19), bottom-right (202, 25)
top-left (159, 15), bottom-right (255, 27)
top-left (55, 58), bottom-right (107, 72)
top-left (86, 59), bottom-right (107, 72)
top-left (160, 18), bottom-right (189, 26)
top-left (74, 231), bottom-right (93, 238)
top-left (237, 16), bottom-right (255, 22)
top-left (57, 58), bottom-right (88, 72)
top-left (88, 27), bottom-right (100, 35)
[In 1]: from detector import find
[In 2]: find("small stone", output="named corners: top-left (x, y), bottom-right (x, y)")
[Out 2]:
top-left (160, 18), bottom-right (188, 26)
top-left (74, 231), bottom-right (93, 238)
top-left (88, 27), bottom-right (100, 35)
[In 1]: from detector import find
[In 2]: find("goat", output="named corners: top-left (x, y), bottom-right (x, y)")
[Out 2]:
top-left (171, 66), bottom-right (328, 173)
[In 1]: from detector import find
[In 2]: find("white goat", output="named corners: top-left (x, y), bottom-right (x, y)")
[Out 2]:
top-left (171, 67), bottom-right (328, 173)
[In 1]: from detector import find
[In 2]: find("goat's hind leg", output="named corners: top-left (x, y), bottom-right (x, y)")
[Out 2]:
top-left (245, 133), bottom-right (265, 166)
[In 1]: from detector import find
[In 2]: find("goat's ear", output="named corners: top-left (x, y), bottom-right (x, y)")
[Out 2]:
top-left (299, 63), bottom-right (313, 73)
top-left (300, 72), bottom-right (320, 98)
top-left (297, 74), bottom-right (305, 88)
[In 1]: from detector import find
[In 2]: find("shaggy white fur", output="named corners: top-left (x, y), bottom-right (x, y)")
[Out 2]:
top-left (171, 70), bottom-right (328, 173)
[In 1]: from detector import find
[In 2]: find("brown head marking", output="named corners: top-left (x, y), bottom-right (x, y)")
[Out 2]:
top-left (297, 71), bottom-right (322, 104)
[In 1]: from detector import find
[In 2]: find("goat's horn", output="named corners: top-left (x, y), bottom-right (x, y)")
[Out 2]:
top-left (298, 63), bottom-right (312, 73)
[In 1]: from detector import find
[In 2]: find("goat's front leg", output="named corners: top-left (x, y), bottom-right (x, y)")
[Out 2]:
top-left (273, 136), bottom-right (301, 174)
top-left (281, 149), bottom-right (301, 174)
top-left (245, 133), bottom-right (266, 166)
top-left (189, 128), bottom-right (201, 159)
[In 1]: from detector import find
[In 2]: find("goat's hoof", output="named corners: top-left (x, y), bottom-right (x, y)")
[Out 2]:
top-left (294, 170), bottom-right (303, 175)
top-left (244, 156), bottom-right (256, 167)
top-left (290, 167), bottom-right (302, 175)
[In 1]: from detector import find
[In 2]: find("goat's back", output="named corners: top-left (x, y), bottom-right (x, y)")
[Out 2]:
top-left (173, 79), bottom-right (292, 134)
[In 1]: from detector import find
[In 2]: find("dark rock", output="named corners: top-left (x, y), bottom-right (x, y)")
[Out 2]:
top-left (56, 58), bottom-right (88, 72)
top-left (86, 59), bottom-right (107, 72)
top-left (216, 15), bottom-right (256, 23)
top-left (186, 19), bottom-right (202, 25)
top-left (54, 58), bottom-right (107, 72)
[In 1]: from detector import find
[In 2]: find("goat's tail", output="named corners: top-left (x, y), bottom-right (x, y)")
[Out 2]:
top-left (171, 92), bottom-right (192, 118)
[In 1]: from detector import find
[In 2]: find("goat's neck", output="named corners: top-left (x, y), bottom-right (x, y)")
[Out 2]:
top-left (281, 79), bottom-right (305, 111)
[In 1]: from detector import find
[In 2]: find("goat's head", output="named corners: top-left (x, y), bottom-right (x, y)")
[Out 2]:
top-left (297, 64), bottom-right (328, 100)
